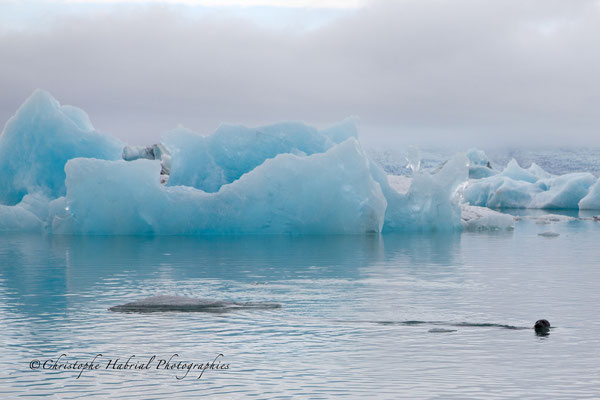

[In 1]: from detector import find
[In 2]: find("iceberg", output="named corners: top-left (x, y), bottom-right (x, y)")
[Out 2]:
top-left (0, 90), bottom-right (123, 205)
top-left (579, 180), bottom-right (600, 210)
top-left (385, 175), bottom-right (514, 230)
top-left (10, 89), bottom-right (596, 235)
top-left (52, 139), bottom-right (388, 234)
top-left (466, 148), bottom-right (490, 167)
top-left (466, 148), bottom-right (497, 179)
top-left (464, 157), bottom-right (597, 209)
top-left (162, 119), bottom-right (358, 193)
top-left (373, 153), bottom-right (469, 232)
top-left (49, 138), bottom-right (473, 234)
top-left (0, 199), bottom-right (43, 232)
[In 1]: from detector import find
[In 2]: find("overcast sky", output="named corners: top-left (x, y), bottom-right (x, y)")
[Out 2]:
top-left (1, 0), bottom-right (599, 147)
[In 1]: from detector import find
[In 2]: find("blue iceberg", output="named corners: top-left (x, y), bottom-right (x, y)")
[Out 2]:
top-left (466, 148), bottom-right (498, 179)
top-left (52, 139), bottom-right (388, 234)
top-left (163, 119), bottom-right (358, 192)
top-left (7, 90), bottom-right (597, 235)
top-left (372, 153), bottom-right (469, 232)
top-left (0, 90), bottom-right (123, 205)
top-left (0, 91), bottom-right (477, 234)
top-left (579, 180), bottom-right (600, 210)
top-left (463, 153), bottom-right (598, 210)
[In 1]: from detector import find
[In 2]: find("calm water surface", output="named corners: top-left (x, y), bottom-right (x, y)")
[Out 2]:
top-left (1, 219), bottom-right (599, 398)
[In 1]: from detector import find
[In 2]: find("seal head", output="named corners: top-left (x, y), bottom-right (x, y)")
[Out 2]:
top-left (534, 319), bottom-right (551, 336)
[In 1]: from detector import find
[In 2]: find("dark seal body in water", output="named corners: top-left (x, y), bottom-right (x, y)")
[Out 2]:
top-left (109, 295), bottom-right (281, 313)
top-left (534, 319), bottom-right (551, 335)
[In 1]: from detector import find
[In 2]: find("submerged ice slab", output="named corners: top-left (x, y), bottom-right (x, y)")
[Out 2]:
top-left (109, 295), bottom-right (281, 313)
top-left (0, 90), bottom-right (123, 205)
top-left (538, 231), bottom-right (560, 237)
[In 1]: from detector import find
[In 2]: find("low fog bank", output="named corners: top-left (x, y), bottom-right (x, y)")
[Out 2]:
top-left (1, 0), bottom-right (600, 147)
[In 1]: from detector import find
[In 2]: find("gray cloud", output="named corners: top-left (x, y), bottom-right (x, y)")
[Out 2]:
top-left (1, 0), bottom-right (599, 147)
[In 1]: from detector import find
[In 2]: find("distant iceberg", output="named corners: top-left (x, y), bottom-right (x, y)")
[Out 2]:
top-left (579, 180), bottom-right (600, 210)
top-left (0, 90), bottom-right (472, 234)
top-left (466, 148), bottom-right (497, 179)
top-left (463, 154), bottom-right (597, 210)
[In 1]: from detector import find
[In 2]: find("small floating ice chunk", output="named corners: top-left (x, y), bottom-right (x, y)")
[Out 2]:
top-left (109, 295), bottom-right (281, 313)
top-left (461, 205), bottom-right (515, 231)
top-left (538, 231), bottom-right (560, 237)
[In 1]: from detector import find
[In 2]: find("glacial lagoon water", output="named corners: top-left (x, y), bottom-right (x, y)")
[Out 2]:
top-left (1, 218), bottom-right (599, 398)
